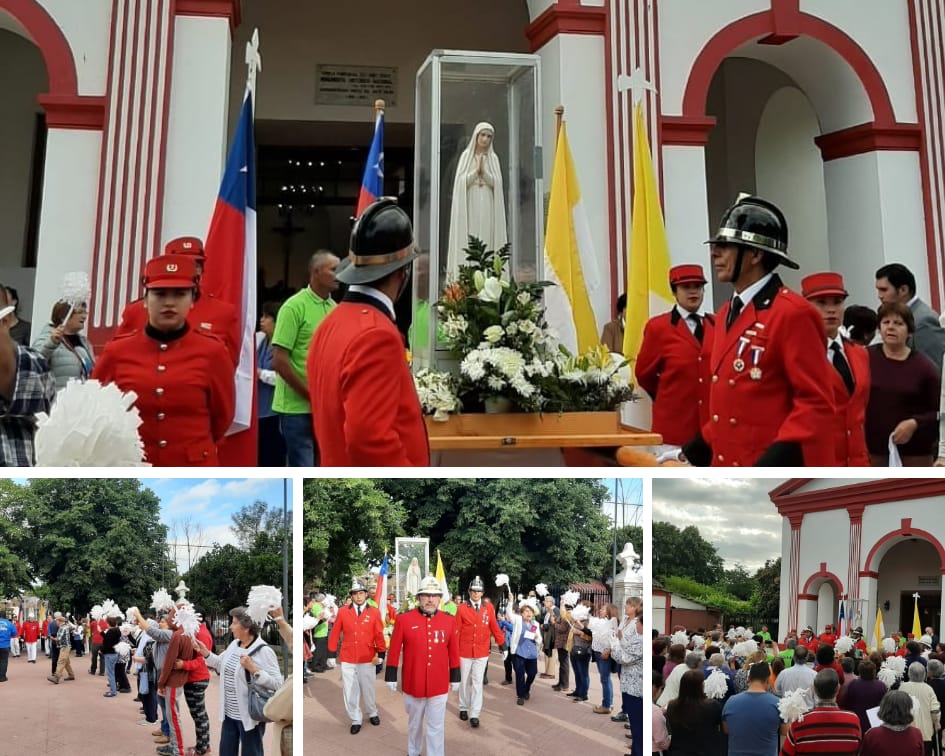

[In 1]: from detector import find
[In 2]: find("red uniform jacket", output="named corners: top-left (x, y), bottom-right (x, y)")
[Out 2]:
top-left (93, 326), bottom-right (235, 466)
top-left (117, 292), bottom-right (240, 367)
top-left (328, 603), bottom-right (386, 663)
top-left (684, 275), bottom-right (835, 467)
top-left (22, 620), bottom-right (40, 643)
top-left (635, 308), bottom-right (715, 445)
top-left (826, 340), bottom-right (870, 466)
top-left (385, 608), bottom-right (460, 698)
top-left (455, 601), bottom-right (506, 659)
top-left (307, 293), bottom-right (429, 466)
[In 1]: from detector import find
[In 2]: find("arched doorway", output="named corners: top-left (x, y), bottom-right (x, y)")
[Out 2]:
top-left (877, 539), bottom-right (942, 636)
top-left (800, 572), bottom-right (842, 635)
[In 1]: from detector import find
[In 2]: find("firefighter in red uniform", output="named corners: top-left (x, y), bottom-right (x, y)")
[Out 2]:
top-left (22, 612), bottom-right (40, 663)
top-left (682, 195), bottom-right (835, 467)
top-left (307, 198), bottom-right (429, 466)
top-left (802, 272), bottom-right (870, 466)
top-left (635, 264), bottom-right (714, 451)
top-left (385, 576), bottom-right (460, 756)
top-left (818, 623), bottom-right (837, 648)
top-left (328, 579), bottom-right (387, 735)
top-left (851, 627), bottom-right (868, 656)
top-left (116, 237), bottom-right (240, 366)
top-left (455, 575), bottom-right (507, 728)
top-left (93, 255), bottom-right (235, 466)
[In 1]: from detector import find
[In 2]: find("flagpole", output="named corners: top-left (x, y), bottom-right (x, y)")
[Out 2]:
top-left (554, 104), bottom-right (564, 147)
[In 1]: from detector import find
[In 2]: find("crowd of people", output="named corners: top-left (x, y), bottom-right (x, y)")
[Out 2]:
top-left (653, 620), bottom-right (945, 755)
top-left (306, 575), bottom-right (644, 755)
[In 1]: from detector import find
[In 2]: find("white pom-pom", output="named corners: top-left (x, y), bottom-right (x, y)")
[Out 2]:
top-left (779, 688), bottom-right (810, 724)
top-left (125, 607), bottom-right (138, 623)
top-left (691, 634), bottom-right (706, 649)
top-left (151, 588), bottom-right (175, 612)
top-left (883, 656), bottom-right (906, 676)
top-left (726, 628), bottom-right (737, 640)
top-left (704, 669), bottom-right (729, 699)
top-left (302, 615), bottom-right (317, 631)
top-left (101, 599), bottom-right (122, 619)
top-left (877, 666), bottom-right (899, 688)
top-left (882, 637), bottom-right (897, 654)
top-left (495, 574), bottom-right (509, 588)
top-left (90, 604), bottom-right (103, 621)
top-left (571, 605), bottom-right (590, 622)
top-left (834, 636), bottom-right (855, 654)
top-left (535, 583), bottom-right (548, 597)
top-left (732, 640), bottom-right (759, 659)
top-left (35, 380), bottom-right (148, 467)
top-left (246, 585), bottom-right (283, 626)
top-left (735, 626), bottom-right (747, 637)
top-left (120, 622), bottom-right (134, 635)
top-left (671, 630), bottom-right (689, 647)
top-left (58, 271), bottom-right (91, 305)
top-left (323, 594), bottom-right (337, 608)
top-left (114, 641), bottom-right (131, 661)
top-left (173, 602), bottom-right (202, 640)
top-left (561, 590), bottom-right (580, 608)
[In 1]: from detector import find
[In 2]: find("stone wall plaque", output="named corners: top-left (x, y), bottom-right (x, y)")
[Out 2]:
top-left (316, 64), bottom-right (398, 106)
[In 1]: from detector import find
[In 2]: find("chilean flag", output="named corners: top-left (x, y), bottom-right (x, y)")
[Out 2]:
top-left (355, 109), bottom-right (384, 217)
top-left (202, 88), bottom-right (257, 465)
top-left (373, 553), bottom-right (389, 612)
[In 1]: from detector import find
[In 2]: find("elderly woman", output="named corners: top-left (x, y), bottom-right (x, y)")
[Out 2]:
top-left (860, 689), bottom-right (925, 756)
top-left (92, 255), bottom-right (234, 466)
top-left (612, 597), bottom-right (643, 756)
top-left (195, 607), bottom-right (282, 756)
top-left (899, 661), bottom-right (942, 755)
top-left (866, 301), bottom-right (940, 466)
top-left (506, 595), bottom-right (541, 706)
top-left (32, 300), bottom-right (95, 391)
top-left (842, 660), bottom-right (887, 733)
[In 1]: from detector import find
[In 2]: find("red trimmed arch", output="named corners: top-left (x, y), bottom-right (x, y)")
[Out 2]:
top-left (801, 564), bottom-right (844, 596)
top-left (681, 10), bottom-right (897, 128)
top-left (0, 0), bottom-right (78, 97)
top-left (863, 521), bottom-right (945, 575)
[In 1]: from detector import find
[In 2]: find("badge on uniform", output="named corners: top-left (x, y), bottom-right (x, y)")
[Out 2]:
top-left (733, 359), bottom-right (745, 373)
top-left (750, 345), bottom-right (765, 380)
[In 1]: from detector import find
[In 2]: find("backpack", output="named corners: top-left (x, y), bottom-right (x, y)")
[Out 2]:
top-left (244, 643), bottom-right (275, 723)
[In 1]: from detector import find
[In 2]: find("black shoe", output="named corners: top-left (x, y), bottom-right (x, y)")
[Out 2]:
top-left (565, 692), bottom-right (577, 697)
top-left (483, 679), bottom-right (488, 685)
top-left (516, 698), bottom-right (524, 705)
top-left (624, 724), bottom-right (631, 730)
top-left (611, 712), bottom-right (629, 722)
top-left (525, 693), bottom-right (530, 700)
top-left (459, 711), bottom-right (468, 721)
top-left (501, 680), bottom-right (512, 685)
top-left (470, 718), bottom-right (479, 728)
top-left (551, 685), bottom-right (563, 691)
top-left (369, 716), bottom-right (380, 726)
top-left (350, 724), bottom-right (361, 735)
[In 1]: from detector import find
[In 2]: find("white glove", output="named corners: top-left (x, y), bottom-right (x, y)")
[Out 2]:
top-left (502, 650), bottom-right (509, 661)
top-left (656, 449), bottom-right (684, 464)
top-left (451, 682), bottom-right (460, 692)
top-left (386, 682), bottom-right (397, 692)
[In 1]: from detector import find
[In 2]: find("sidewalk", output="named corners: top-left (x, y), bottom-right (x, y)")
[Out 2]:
top-left (1, 648), bottom-right (279, 755)
top-left (304, 651), bottom-right (629, 754)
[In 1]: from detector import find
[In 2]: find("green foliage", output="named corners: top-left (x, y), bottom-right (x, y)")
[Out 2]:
top-left (662, 575), bottom-right (753, 618)
top-left (613, 525), bottom-right (643, 558)
top-left (231, 499), bottom-right (288, 551)
top-left (653, 521), bottom-right (724, 585)
top-left (302, 479), bottom-right (406, 595)
top-left (0, 479), bottom-right (35, 596)
top-left (750, 558), bottom-right (782, 620)
top-left (716, 563), bottom-right (756, 602)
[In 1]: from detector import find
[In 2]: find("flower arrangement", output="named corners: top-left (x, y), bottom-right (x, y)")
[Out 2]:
top-left (414, 237), bottom-right (635, 418)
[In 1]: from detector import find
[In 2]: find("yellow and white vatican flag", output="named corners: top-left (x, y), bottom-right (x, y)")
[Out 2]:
top-left (543, 121), bottom-right (601, 354)
top-left (623, 102), bottom-right (673, 369)
top-left (873, 606), bottom-right (885, 650)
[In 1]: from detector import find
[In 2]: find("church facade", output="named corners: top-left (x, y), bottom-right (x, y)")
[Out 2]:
top-left (3, 0), bottom-right (944, 343)
top-left (771, 478), bottom-right (945, 643)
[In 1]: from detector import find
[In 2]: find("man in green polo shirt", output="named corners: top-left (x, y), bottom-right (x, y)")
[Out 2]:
top-left (272, 250), bottom-right (339, 465)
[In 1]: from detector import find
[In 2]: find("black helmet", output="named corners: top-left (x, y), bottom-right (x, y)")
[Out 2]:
top-left (706, 195), bottom-right (796, 270)
top-left (337, 197), bottom-right (418, 285)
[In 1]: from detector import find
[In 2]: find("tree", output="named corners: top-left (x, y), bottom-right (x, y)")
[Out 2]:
top-left (231, 500), bottom-right (285, 550)
top-left (168, 516), bottom-right (209, 574)
top-left (717, 563), bottom-right (755, 601)
top-left (653, 521), bottom-right (724, 584)
top-left (20, 479), bottom-right (174, 612)
top-left (378, 478), bottom-right (614, 595)
top-left (0, 479), bottom-right (35, 595)
top-left (303, 479), bottom-right (406, 594)
top-left (612, 525), bottom-right (643, 559)
top-left (751, 558), bottom-right (782, 622)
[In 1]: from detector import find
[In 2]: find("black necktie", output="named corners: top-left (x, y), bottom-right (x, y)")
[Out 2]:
top-left (831, 342), bottom-right (855, 394)
top-left (726, 297), bottom-right (743, 331)
top-left (356, 606), bottom-right (362, 616)
top-left (689, 313), bottom-right (704, 344)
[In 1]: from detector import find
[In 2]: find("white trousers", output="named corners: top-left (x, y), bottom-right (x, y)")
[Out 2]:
top-left (25, 641), bottom-right (37, 662)
top-left (458, 656), bottom-right (487, 716)
top-left (404, 692), bottom-right (447, 756)
top-left (341, 662), bottom-right (377, 725)
top-left (9, 638), bottom-right (18, 656)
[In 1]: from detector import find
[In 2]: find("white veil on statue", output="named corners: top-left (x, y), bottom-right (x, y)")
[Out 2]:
top-left (445, 122), bottom-right (509, 280)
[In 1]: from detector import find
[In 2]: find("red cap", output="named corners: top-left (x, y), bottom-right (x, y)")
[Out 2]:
top-left (164, 236), bottom-right (205, 259)
top-left (669, 264), bottom-right (707, 286)
top-left (142, 255), bottom-right (199, 289)
top-left (801, 271), bottom-right (848, 300)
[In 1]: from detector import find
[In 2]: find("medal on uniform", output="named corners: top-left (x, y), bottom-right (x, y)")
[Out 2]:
top-left (733, 337), bottom-right (750, 373)
top-left (749, 346), bottom-right (765, 381)
top-left (733, 359), bottom-right (745, 373)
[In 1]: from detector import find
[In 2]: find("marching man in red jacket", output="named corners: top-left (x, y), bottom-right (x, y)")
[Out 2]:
top-left (22, 612), bottom-right (40, 663)
top-left (455, 575), bottom-right (507, 728)
top-left (385, 576), bottom-right (460, 756)
top-left (328, 578), bottom-right (387, 735)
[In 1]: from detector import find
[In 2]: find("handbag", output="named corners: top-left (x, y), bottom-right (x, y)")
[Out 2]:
top-left (245, 644), bottom-right (275, 722)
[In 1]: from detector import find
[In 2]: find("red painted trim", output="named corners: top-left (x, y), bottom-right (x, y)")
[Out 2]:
top-left (815, 122), bottom-right (923, 161)
top-left (126, 0), bottom-right (151, 305)
top-left (661, 115), bottom-right (717, 146)
top-left (771, 478), bottom-right (945, 517)
top-left (798, 593), bottom-right (817, 602)
top-left (863, 523), bottom-right (945, 575)
top-left (173, 0), bottom-right (240, 33)
top-left (150, 0), bottom-right (175, 270)
top-left (801, 566), bottom-right (843, 596)
top-left (525, 4), bottom-right (607, 52)
top-left (0, 0), bottom-right (78, 96)
top-left (36, 95), bottom-right (106, 129)
top-left (769, 479), bottom-right (813, 498)
top-left (764, 0), bottom-right (801, 44)
top-left (859, 571), bottom-right (879, 580)
top-left (681, 11), bottom-right (896, 128)
top-left (603, 2), bottom-right (617, 311)
top-left (788, 514), bottom-right (803, 530)
top-left (847, 504), bottom-right (865, 524)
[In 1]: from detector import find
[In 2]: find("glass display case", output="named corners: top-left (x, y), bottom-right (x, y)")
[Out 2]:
top-left (412, 50), bottom-right (543, 370)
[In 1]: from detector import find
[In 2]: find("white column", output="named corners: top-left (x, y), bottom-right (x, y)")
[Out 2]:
top-left (860, 575), bottom-right (879, 646)
top-left (161, 15), bottom-right (233, 242)
top-left (940, 575), bottom-right (945, 643)
top-left (662, 144), bottom-right (713, 303)
top-left (823, 150), bottom-right (927, 308)
top-left (32, 128), bottom-right (103, 328)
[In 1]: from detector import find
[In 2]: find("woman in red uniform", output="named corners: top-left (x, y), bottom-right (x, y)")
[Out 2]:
top-left (93, 255), bottom-right (234, 466)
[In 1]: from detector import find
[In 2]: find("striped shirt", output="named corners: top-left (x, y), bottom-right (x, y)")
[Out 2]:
top-left (781, 704), bottom-right (861, 755)
top-left (222, 651), bottom-right (242, 719)
top-left (0, 346), bottom-right (55, 466)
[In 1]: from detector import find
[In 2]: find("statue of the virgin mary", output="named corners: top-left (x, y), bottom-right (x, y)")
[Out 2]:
top-left (445, 122), bottom-right (509, 279)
